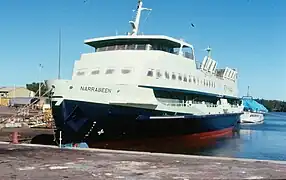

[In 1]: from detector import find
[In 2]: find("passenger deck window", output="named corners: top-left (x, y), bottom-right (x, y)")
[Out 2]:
top-left (183, 75), bottom-right (187, 82)
top-left (171, 73), bottom-right (176, 80)
top-left (121, 68), bottom-right (132, 74)
top-left (77, 71), bottom-right (85, 76)
top-left (178, 74), bottom-right (182, 81)
top-left (189, 76), bottom-right (192, 83)
top-left (91, 69), bottom-right (100, 75)
top-left (156, 70), bottom-right (162, 78)
top-left (105, 69), bottom-right (115, 74)
top-left (147, 69), bottom-right (154, 77)
top-left (165, 71), bottom-right (170, 79)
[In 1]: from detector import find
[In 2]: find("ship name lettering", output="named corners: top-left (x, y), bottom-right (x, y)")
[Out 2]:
top-left (80, 86), bottom-right (112, 93)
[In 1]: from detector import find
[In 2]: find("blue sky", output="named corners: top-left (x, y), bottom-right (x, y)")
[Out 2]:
top-left (0, 0), bottom-right (285, 100)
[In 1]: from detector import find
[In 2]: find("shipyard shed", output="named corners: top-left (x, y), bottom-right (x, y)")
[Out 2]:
top-left (0, 87), bottom-right (35, 106)
top-left (0, 87), bottom-right (35, 98)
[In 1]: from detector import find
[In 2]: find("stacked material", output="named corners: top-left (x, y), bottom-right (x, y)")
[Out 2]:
top-left (0, 106), bottom-right (54, 129)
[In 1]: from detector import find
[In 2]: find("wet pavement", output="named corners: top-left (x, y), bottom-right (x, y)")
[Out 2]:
top-left (0, 143), bottom-right (286, 180)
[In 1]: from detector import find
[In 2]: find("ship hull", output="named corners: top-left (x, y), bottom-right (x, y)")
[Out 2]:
top-left (51, 99), bottom-right (241, 144)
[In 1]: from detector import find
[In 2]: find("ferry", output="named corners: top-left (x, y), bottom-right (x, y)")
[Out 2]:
top-left (46, 0), bottom-right (244, 144)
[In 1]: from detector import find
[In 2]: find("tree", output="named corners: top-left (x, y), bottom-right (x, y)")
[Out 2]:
top-left (26, 82), bottom-right (49, 97)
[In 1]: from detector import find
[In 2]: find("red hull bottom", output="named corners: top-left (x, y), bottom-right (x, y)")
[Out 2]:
top-left (89, 127), bottom-right (235, 153)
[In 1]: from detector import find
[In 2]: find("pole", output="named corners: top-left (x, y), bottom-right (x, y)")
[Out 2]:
top-left (59, 130), bottom-right (62, 148)
top-left (58, 28), bottom-right (61, 79)
top-left (38, 64), bottom-right (43, 97)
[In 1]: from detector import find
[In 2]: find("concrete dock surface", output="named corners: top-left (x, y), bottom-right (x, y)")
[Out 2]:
top-left (0, 142), bottom-right (286, 179)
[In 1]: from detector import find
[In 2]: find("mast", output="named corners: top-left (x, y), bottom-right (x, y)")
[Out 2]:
top-left (58, 28), bottom-right (62, 79)
top-left (247, 86), bottom-right (250, 96)
top-left (206, 46), bottom-right (212, 58)
top-left (129, 0), bottom-right (152, 36)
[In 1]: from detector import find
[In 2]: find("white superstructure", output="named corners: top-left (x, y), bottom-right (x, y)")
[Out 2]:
top-left (47, 0), bottom-right (243, 116)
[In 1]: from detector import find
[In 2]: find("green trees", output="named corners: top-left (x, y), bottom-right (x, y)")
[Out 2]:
top-left (26, 82), bottom-right (49, 97)
top-left (255, 99), bottom-right (286, 112)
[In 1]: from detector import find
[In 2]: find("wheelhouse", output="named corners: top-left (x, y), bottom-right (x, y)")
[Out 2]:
top-left (84, 35), bottom-right (195, 60)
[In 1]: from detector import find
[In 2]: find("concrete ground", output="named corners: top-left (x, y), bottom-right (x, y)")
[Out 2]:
top-left (0, 142), bottom-right (286, 180)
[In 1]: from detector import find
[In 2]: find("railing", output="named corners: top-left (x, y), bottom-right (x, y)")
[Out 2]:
top-left (162, 101), bottom-right (218, 108)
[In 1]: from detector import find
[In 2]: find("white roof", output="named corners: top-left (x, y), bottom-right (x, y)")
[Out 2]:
top-left (84, 35), bottom-right (194, 49)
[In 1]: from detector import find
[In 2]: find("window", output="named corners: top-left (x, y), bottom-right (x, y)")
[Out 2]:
top-left (156, 70), bottom-right (162, 78)
top-left (193, 77), bottom-right (196, 84)
top-left (189, 76), bottom-right (192, 83)
top-left (91, 69), bottom-right (100, 75)
top-left (178, 74), bottom-right (182, 81)
top-left (171, 73), bottom-right (176, 80)
top-left (77, 71), bottom-right (85, 76)
top-left (183, 75), bottom-right (187, 82)
top-left (105, 69), bottom-right (115, 74)
top-left (127, 44), bottom-right (136, 50)
top-left (121, 68), bottom-right (131, 74)
top-left (136, 44), bottom-right (146, 50)
top-left (165, 71), bottom-right (170, 79)
top-left (106, 46), bottom-right (116, 51)
top-left (147, 69), bottom-right (154, 77)
top-left (181, 46), bottom-right (194, 59)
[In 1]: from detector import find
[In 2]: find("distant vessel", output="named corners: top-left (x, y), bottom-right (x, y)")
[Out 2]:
top-left (240, 86), bottom-right (268, 124)
top-left (46, 0), bottom-right (243, 144)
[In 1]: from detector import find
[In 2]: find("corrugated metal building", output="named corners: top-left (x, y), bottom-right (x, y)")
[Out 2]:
top-left (0, 87), bottom-right (35, 98)
top-left (0, 87), bottom-right (35, 106)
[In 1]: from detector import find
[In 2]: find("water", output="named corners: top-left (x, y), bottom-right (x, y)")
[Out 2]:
top-left (195, 112), bottom-right (286, 161)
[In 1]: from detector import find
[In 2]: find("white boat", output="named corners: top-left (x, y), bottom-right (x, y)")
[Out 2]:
top-left (239, 87), bottom-right (268, 124)
top-left (240, 111), bottom-right (264, 124)
top-left (46, 0), bottom-right (244, 144)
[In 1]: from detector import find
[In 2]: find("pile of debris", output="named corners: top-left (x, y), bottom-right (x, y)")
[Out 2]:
top-left (0, 106), bottom-right (54, 129)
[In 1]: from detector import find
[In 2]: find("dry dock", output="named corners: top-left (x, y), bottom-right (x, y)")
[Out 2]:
top-left (0, 142), bottom-right (286, 179)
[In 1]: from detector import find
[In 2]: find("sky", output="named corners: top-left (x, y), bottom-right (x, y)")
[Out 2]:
top-left (0, 0), bottom-right (285, 101)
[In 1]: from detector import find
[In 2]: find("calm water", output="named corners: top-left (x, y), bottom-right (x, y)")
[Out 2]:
top-left (195, 112), bottom-right (286, 161)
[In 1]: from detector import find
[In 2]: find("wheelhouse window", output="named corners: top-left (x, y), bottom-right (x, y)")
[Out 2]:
top-left (96, 44), bottom-right (147, 52)
top-left (181, 46), bottom-right (194, 60)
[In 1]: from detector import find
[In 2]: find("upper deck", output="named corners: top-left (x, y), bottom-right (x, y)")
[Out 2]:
top-left (84, 35), bottom-right (195, 60)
